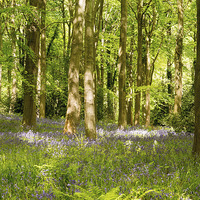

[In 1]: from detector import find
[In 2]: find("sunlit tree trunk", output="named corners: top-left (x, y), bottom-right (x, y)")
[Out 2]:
top-left (84, 0), bottom-right (96, 140)
top-left (9, 0), bottom-right (17, 113)
top-left (22, 0), bottom-right (40, 129)
top-left (65, 0), bottom-right (73, 81)
top-left (118, 0), bottom-right (127, 129)
top-left (174, 0), bottom-right (183, 114)
top-left (192, 0), bottom-right (200, 156)
top-left (64, 0), bottom-right (85, 135)
top-left (39, 0), bottom-right (47, 118)
top-left (134, 0), bottom-right (143, 126)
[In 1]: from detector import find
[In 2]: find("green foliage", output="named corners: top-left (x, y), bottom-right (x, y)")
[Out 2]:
top-left (0, 115), bottom-right (200, 199)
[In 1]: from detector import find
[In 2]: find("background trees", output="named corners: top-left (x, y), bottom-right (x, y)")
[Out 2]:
top-left (0, 0), bottom-right (198, 140)
top-left (193, 0), bottom-right (200, 156)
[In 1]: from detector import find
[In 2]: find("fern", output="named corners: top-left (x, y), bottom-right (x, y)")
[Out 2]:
top-left (98, 187), bottom-right (122, 200)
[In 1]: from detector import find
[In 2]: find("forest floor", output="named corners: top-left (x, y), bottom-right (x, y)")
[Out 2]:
top-left (0, 114), bottom-right (199, 200)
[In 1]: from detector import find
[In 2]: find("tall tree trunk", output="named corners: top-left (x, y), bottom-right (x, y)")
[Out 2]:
top-left (84, 0), bottom-right (96, 140)
top-left (174, 0), bottom-right (183, 114)
top-left (39, 0), bottom-right (47, 118)
top-left (145, 35), bottom-right (150, 127)
top-left (62, 0), bottom-right (66, 57)
top-left (166, 19), bottom-right (173, 114)
top-left (22, 0), bottom-right (40, 129)
top-left (96, 1), bottom-right (104, 121)
top-left (64, 0), bottom-right (73, 82)
top-left (0, 11), bottom-right (3, 101)
top-left (127, 36), bottom-right (134, 126)
top-left (93, 0), bottom-right (104, 121)
top-left (9, 0), bottom-right (17, 113)
top-left (134, 0), bottom-right (143, 126)
top-left (167, 59), bottom-right (173, 113)
top-left (7, 67), bottom-right (11, 109)
top-left (107, 48), bottom-right (114, 119)
top-left (64, 0), bottom-right (85, 135)
top-left (118, 0), bottom-right (127, 129)
top-left (192, 0), bottom-right (200, 156)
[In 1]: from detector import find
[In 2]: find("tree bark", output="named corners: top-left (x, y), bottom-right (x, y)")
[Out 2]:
top-left (174, 0), bottom-right (183, 114)
top-left (84, 0), bottom-right (96, 140)
top-left (118, 0), bottom-right (127, 129)
top-left (22, 0), bottom-right (40, 129)
top-left (166, 18), bottom-right (173, 114)
top-left (39, 0), bottom-right (47, 118)
top-left (64, 0), bottom-right (85, 135)
top-left (127, 36), bottom-right (134, 126)
top-left (192, 0), bottom-right (200, 156)
top-left (96, 2), bottom-right (104, 121)
top-left (134, 0), bottom-right (143, 126)
top-left (0, 9), bottom-right (3, 101)
top-left (145, 35), bottom-right (150, 127)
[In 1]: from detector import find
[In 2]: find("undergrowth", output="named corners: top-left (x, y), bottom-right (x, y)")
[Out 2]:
top-left (0, 114), bottom-right (199, 199)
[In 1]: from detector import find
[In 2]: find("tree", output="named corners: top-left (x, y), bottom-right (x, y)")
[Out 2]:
top-left (63, 0), bottom-right (85, 135)
top-left (84, 0), bottom-right (96, 140)
top-left (118, 0), bottom-right (127, 129)
top-left (134, 0), bottom-right (143, 126)
top-left (127, 34), bottom-right (134, 126)
top-left (0, 1), bottom-right (4, 101)
top-left (192, 0), bottom-right (200, 156)
top-left (22, 0), bottom-right (40, 129)
top-left (9, 0), bottom-right (18, 113)
top-left (39, 0), bottom-right (47, 118)
top-left (174, 0), bottom-right (183, 114)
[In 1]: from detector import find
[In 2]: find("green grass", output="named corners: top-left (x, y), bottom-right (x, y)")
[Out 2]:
top-left (0, 114), bottom-right (199, 199)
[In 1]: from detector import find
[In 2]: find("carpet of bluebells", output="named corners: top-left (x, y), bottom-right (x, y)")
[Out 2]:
top-left (0, 114), bottom-right (200, 199)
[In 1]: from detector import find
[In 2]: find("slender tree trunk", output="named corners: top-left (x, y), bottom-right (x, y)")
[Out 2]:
top-left (0, 12), bottom-right (3, 101)
top-left (62, 0), bottom-right (66, 57)
top-left (145, 35), bottom-right (150, 127)
top-left (7, 67), bottom-right (11, 109)
top-left (118, 0), bottom-right (127, 129)
top-left (84, 0), bottom-right (96, 140)
top-left (107, 48), bottom-right (114, 119)
top-left (96, 2), bottom-right (104, 121)
top-left (134, 0), bottom-right (143, 126)
top-left (94, 0), bottom-right (104, 121)
top-left (9, 0), bottom-right (17, 113)
top-left (174, 0), bottom-right (183, 114)
top-left (22, 0), bottom-right (40, 129)
top-left (65, 0), bottom-right (73, 81)
top-left (166, 20), bottom-right (173, 114)
top-left (127, 37), bottom-right (134, 126)
top-left (64, 0), bottom-right (85, 134)
top-left (167, 59), bottom-right (173, 113)
top-left (39, 0), bottom-right (47, 118)
top-left (192, 0), bottom-right (200, 156)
